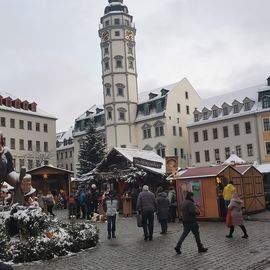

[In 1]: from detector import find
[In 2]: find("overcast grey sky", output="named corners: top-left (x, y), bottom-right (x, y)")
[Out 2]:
top-left (0, 0), bottom-right (269, 132)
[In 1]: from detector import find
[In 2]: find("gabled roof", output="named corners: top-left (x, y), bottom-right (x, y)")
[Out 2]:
top-left (178, 165), bottom-right (230, 179)
top-left (233, 165), bottom-right (262, 176)
top-left (223, 154), bottom-right (246, 165)
top-left (27, 165), bottom-right (73, 175)
top-left (98, 147), bottom-right (165, 175)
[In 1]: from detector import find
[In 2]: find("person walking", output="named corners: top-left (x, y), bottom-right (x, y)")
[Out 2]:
top-left (168, 186), bottom-right (177, 222)
top-left (78, 189), bottom-right (86, 219)
top-left (156, 187), bottom-right (170, 234)
top-left (223, 180), bottom-right (236, 207)
top-left (174, 192), bottom-right (208, 254)
top-left (226, 192), bottom-right (248, 238)
top-left (136, 185), bottom-right (156, 241)
top-left (103, 190), bottom-right (119, 239)
top-left (90, 184), bottom-right (99, 214)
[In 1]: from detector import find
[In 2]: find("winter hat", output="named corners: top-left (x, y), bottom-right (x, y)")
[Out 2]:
top-left (91, 184), bottom-right (97, 189)
top-left (24, 187), bottom-right (36, 197)
top-left (142, 185), bottom-right (149, 191)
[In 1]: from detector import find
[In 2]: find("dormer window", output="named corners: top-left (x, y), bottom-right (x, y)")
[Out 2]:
top-left (203, 112), bottom-right (208, 120)
top-left (160, 88), bottom-right (169, 96)
top-left (233, 104), bottom-right (239, 113)
top-left (149, 92), bottom-right (158, 99)
top-left (244, 102), bottom-right (251, 111)
top-left (0, 96), bottom-right (2, 106)
top-left (144, 103), bottom-right (150, 115)
top-left (156, 100), bottom-right (162, 113)
top-left (223, 107), bottom-right (228, 116)
top-left (22, 101), bottom-right (29, 110)
top-left (262, 96), bottom-right (270, 108)
top-left (194, 114), bottom-right (199, 122)
top-left (29, 102), bottom-right (37, 112)
top-left (4, 97), bottom-right (12, 107)
top-left (212, 109), bottom-right (218, 118)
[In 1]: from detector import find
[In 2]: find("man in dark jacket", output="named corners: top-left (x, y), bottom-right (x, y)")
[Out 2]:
top-left (136, 185), bottom-right (156, 241)
top-left (156, 187), bottom-right (170, 234)
top-left (174, 192), bottom-right (208, 254)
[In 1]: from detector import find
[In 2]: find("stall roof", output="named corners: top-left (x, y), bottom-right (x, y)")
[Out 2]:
top-left (233, 165), bottom-right (261, 175)
top-left (256, 163), bottom-right (270, 174)
top-left (178, 165), bottom-right (229, 179)
top-left (97, 147), bottom-right (165, 175)
top-left (27, 165), bottom-right (74, 175)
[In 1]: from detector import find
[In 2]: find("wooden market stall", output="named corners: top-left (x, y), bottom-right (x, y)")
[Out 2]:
top-left (234, 165), bottom-right (265, 213)
top-left (27, 165), bottom-right (73, 196)
top-left (175, 164), bottom-right (265, 220)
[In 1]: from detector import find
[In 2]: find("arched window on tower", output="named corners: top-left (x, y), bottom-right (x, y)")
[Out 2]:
top-left (106, 107), bottom-right (113, 120)
top-left (118, 107), bottom-right (127, 121)
top-left (114, 55), bottom-right (123, 68)
top-left (105, 83), bottom-right (111, 96)
top-left (116, 83), bottom-right (125, 97)
top-left (103, 57), bottom-right (110, 70)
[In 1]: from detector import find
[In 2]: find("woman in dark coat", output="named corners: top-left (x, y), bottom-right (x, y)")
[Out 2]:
top-left (156, 188), bottom-right (170, 234)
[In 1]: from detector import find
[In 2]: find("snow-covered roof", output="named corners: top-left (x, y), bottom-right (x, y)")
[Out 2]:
top-left (256, 163), bottom-right (270, 174)
top-left (113, 147), bottom-right (165, 175)
top-left (138, 82), bottom-right (179, 104)
top-left (223, 154), bottom-right (246, 165)
top-left (75, 104), bottom-right (104, 121)
top-left (0, 90), bottom-right (57, 120)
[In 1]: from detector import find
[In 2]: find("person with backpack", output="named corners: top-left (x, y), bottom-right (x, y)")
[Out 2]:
top-left (168, 186), bottom-right (177, 222)
top-left (156, 187), bottom-right (170, 234)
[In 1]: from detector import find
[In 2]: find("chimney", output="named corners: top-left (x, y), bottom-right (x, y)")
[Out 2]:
top-left (267, 76), bottom-right (270, 86)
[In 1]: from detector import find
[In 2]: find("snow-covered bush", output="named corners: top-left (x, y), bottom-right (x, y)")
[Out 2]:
top-left (0, 205), bottom-right (99, 263)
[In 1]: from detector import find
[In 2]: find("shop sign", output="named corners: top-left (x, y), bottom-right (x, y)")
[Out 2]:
top-left (133, 157), bottom-right (162, 169)
top-left (165, 156), bottom-right (178, 174)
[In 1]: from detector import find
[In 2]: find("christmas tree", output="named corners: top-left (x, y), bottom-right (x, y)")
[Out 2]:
top-left (77, 118), bottom-right (106, 176)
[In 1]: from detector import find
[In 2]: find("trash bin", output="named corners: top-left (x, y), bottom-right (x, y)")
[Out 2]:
top-left (122, 196), bottom-right (132, 217)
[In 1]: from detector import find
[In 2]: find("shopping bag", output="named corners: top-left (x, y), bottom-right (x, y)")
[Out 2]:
top-left (226, 209), bottom-right (232, 227)
top-left (137, 212), bottom-right (142, 227)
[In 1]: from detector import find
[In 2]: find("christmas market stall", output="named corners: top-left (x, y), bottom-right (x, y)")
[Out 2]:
top-left (82, 147), bottom-right (166, 214)
top-left (233, 165), bottom-right (265, 213)
top-left (27, 165), bottom-right (73, 196)
top-left (175, 164), bottom-right (265, 220)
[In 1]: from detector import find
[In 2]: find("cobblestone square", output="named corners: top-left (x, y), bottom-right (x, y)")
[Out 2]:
top-left (12, 210), bottom-right (270, 270)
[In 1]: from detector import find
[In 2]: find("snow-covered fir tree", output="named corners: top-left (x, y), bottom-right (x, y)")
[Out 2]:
top-left (77, 118), bottom-right (106, 176)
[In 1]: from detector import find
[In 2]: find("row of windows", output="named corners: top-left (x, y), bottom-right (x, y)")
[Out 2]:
top-left (0, 117), bottom-right (48, 132)
top-left (106, 108), bottom-right (127, 121)
top-left (174, 148), bottom-right (184, 158)
top-left (194, 101), bottom-right (253, 122)
top-left (194, 144), bottom-right (254, 163)
top-left (57, 163), bottom-right (73, 171)
top-left (104, 18), bottom-right (130, 27)
top-left (57, 151), bottom-right (73, 160)
top-left (4, 137), bottom-right (49, 152)
top-left (13, 158), bottom-right (49, 171)
top-left (104, 45), bottom-right (133, 56)
top-left (193, 122), bottom-right (252, 142)
top-left (104, 58), bottom-right (134, 71)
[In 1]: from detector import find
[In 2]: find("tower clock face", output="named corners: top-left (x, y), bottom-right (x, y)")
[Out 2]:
top-left (125, 30), bottom-right (134, 41)
top-left (101, 31), bottom-right (109, 41)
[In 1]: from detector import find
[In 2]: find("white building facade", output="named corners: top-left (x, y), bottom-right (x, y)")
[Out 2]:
top-left (188, 78), bottom-right (270, 166)
top-left (0, 91), bottom-right (57, 171)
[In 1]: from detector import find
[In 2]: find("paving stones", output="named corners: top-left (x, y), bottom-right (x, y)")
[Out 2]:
top-left (13, 210), bottom-right (270, 270)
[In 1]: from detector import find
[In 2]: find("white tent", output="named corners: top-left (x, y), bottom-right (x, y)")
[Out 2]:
top-left (223, 154), bottom-right (246, 165)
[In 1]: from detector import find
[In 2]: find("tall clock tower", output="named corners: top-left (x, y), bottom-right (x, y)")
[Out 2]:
top-left (99, 0), bottom-right (138, 149)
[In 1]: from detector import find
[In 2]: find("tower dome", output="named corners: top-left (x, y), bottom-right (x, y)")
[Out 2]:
top-left (104, 0), bottom-right (128, 14)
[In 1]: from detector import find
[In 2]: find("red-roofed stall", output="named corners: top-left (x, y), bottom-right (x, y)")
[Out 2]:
top-left (175, 164), bottom-right (265, 220)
